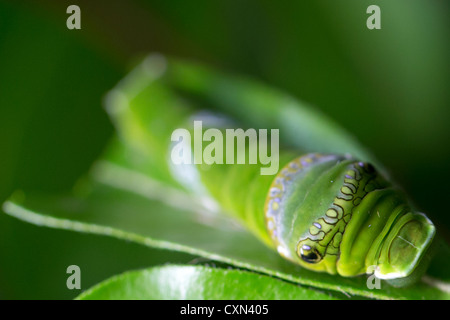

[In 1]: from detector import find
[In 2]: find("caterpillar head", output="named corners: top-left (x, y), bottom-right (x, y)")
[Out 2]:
top-left (265, 153), bottom-right (435, 283)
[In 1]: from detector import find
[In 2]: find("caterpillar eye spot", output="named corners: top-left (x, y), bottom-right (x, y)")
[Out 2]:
top-left (299, 245), bottom-right (322, 264)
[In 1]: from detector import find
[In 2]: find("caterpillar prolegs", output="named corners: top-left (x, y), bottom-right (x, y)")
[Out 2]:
top-left (106, 55), bottom-right (436, 286)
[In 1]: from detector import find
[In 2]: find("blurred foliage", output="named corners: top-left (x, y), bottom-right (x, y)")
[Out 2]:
top-left (1, 0), bottom-right (449, 299)
top-left (0, 1), bottom-right (193, 299)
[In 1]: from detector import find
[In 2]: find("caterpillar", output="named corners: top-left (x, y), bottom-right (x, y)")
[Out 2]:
top-left (106, 55), bottom-right (436, 286)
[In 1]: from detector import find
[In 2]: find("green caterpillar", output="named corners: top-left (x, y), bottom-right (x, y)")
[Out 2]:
top-left (106, 55), bottom-right (436, 286)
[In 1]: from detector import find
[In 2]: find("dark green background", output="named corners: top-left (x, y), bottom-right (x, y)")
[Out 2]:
top-left (1, 0), bottom-right (449, 299)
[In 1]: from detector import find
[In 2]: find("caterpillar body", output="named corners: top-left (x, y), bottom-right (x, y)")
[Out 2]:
top-left (106, 55), bottom-right (436, 286)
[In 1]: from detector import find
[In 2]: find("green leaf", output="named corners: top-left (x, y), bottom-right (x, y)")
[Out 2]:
top-left (76, 264), bottom-right (338, 300)
top-left (4, 164), bottom-right (450, 300)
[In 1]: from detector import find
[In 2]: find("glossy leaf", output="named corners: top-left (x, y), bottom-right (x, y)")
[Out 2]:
top-left (77, 265), bottom-right (339, 300)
